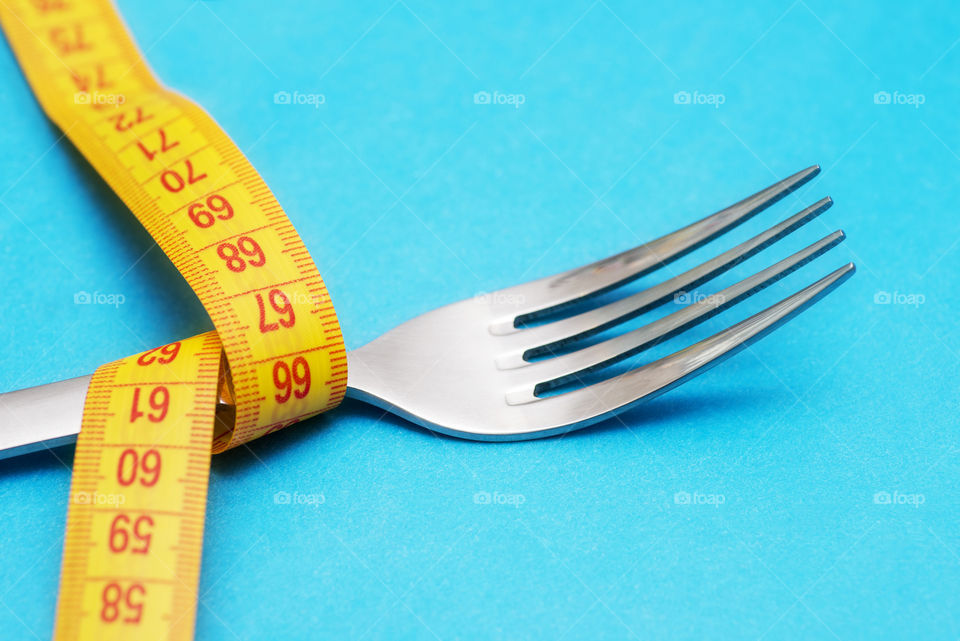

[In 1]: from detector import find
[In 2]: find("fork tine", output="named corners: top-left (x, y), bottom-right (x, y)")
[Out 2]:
top-left (495, 197), bottom-right (833, 366)
top-left (494, 165), bottom-right (821, 328)
top-left (503, 231), bottom-right (845, 402)
top-left (526, 263), bottom-right (855, 431)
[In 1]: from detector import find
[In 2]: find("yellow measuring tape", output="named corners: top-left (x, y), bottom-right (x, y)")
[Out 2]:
top-left (0, 1), bottom-right (347, 638)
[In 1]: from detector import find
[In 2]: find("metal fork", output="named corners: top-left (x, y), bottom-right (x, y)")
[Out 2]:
top-left (0, 165), bottom-right (853, 457)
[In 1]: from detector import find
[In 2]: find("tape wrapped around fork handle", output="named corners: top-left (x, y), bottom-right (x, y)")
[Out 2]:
top-left (0, 0), bottom-right (349, 451)
top-left (0, 1), bottom-right (347, 640)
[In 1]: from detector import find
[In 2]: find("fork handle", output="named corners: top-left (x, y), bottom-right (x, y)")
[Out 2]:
top-left (0, 375), bottom-right (88, 459)
top-left (0, 373), bottom-right (237, 460)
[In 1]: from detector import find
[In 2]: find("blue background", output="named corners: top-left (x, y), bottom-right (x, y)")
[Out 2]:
top-left (1, 1), bottom-right (958, 639)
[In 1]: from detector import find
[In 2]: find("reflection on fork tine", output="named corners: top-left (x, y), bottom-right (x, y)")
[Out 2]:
top-left (490, 164), bottom-right (822, 331)
top-left (529, 264), bottom-right (855, 422)
top-left (497, 196), bottom-right (835, 365)
top-left (520, 230), bottom-right (847, 397)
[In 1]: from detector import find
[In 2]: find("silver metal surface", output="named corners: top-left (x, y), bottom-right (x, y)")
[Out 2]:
top-left (0, 165), bottom-right (855, 457)
top-left (0, 375), bottom-right (89, 458)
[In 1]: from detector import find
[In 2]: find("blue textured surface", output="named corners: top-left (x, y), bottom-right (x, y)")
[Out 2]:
top-left (1, 2), bottom-right (959, 639)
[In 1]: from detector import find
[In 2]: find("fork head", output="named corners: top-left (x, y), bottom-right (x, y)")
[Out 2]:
top-left (345, 166), bottom-right (854, 440)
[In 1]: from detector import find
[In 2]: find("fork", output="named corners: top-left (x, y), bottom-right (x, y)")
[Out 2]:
top-left (0, 165), bottom-right (853, 457)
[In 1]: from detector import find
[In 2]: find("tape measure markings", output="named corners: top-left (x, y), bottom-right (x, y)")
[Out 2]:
top-left (0, 1), bottom-right (347, 639)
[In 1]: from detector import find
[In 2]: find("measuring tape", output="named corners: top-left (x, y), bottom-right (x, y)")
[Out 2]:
top-left (0, 1), bottom-right (347, 639)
